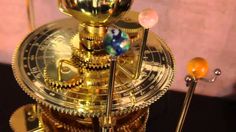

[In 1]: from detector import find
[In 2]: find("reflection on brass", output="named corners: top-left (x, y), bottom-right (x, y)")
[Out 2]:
top-left (44, 61), bottom-right (84, 89)
top-left (10, 104), bottom-right (44, 132)
top-left (58, 0), bottom-right (133, 27)
top-left (71, 34), bottom-right (111, 70)
top-left (11, 0), bottom-right (175, 131)
top-left (59, 0), bottom-right (133, 53)
top-left (114, 19), bottom-right (143, 43)
top-left (129, 92), bottom-right (136, 106)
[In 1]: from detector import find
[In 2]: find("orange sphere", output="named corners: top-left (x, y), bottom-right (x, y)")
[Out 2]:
top-left (187, 57), bottom-right (209, 79)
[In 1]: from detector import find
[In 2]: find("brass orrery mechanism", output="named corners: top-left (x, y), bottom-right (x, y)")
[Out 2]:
top-left (59, 0), bottom-right (133, 58)
top-left (10, 0), bottom-right (175, 131)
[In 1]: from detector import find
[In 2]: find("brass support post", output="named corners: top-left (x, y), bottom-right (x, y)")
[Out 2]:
top-left (102, 56), bottom-right (117, 132)
top-left (176, 78), bottom-right (197, 132)
top-left (135, 29), bottom-right (149, 79)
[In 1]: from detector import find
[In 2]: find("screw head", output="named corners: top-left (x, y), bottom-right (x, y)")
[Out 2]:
top-left (185, 75), bottom-right (193, 83)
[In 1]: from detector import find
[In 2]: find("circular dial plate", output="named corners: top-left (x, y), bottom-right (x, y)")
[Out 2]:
top-left (13, 17), bottom-right (174, 117)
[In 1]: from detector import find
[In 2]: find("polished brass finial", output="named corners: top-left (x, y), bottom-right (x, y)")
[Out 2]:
top-left (58, 0), bottom-right (133, 27)
top-left (58, 0), bottom-right (133, 37)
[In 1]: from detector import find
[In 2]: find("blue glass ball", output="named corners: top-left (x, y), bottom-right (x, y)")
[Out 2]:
top-left (103, 28), bottom-right (131, 56)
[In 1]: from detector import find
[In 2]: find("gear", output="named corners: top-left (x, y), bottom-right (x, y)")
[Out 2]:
top-left (71, 55), bottom-right (110, 70)
top-left (71, 34), bottom-right (111, 70)
top-left (80, 31), bottom-right (104, 50)
top-left (73, 30), bottom-right (104, 51)
top-left (70, 22), bottom-right (142, 70)
top-left (41, 105), bottom-right (149, 132)
top-left (116, 108), bottom-right (149, 132)
top-left (44, 63), bottom-right (83, 90)
top-left (41, 106), bottom-right (93, 132)
top-left (114, 19), bottom-right (143, 43)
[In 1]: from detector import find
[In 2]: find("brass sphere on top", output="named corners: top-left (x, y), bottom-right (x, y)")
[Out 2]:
top-left (58, 0), bottom-right (133, 27)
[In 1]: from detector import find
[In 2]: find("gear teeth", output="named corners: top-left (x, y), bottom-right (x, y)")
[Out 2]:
top-left (43, 66), bottom-right (83, 90)
top-left (12, 21), bottom-right (175, 118)
top-left (79, 31), bottom-right (104, 49)
top-left (71, 56), bottom-right (110, 71)
top-left (69, 111), bottom-right (73, 116)
top-left (71, 34), bottom-right (111, 70)
top-left (41, 107), bottom-right (91, 132)
top-left (113, 19), bottom-right (143, 43)
top-left (13, 43), bottom-right (172, 118)
top-left (56, 107), bottom-right (60, 112)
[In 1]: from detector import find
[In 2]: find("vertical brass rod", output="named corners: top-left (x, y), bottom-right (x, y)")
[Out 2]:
top-left (106, 57), bottom-right (117, 117)
top-left (135, 29), bottom-right (149, 79)
top-left (103, 56), bottom-right (117, 132)
top-left (26, 0), bottom-right (36, 30)
top-left (176, 80), bottom-right (197, 132)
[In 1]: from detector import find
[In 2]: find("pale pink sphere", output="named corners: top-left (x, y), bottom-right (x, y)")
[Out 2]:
top-left (138, 8), bottom-right (159, 29)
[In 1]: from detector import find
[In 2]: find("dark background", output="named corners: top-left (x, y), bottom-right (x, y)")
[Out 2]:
top-left (1, 63), bottom-right (236, 132)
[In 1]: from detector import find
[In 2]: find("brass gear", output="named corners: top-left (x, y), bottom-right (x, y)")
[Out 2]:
top-left (116, 108), bottom-right (149, 132)
top-left (41, 105), bottom-right (149, 132)
top-left (41, 106), bottom-right (93, 132)
top-left (71, 55), bottom-right (110, 70)
top-left (79, 31), bottom-right (104, 50)
top-left (44, 64), bottom-right (83, 89)
top-left (71, 20), bottom-right (143, 70)
top-left (73, 30), bottom-right (104, 51)
top-left (71, 34), bottom-right (111, 70)
top-left (114, 19), bottom-right (143, 43)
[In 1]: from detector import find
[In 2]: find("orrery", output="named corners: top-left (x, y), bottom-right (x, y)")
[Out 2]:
top-left (10, 0), bottom-right (175, 131)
